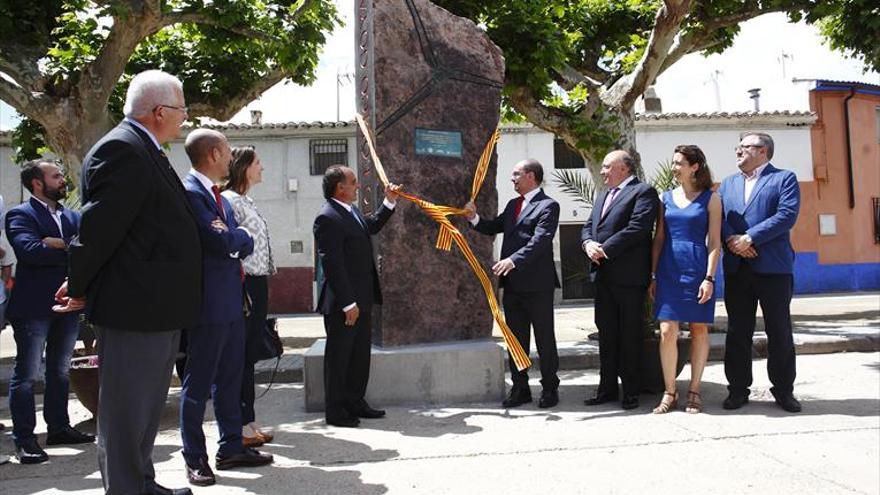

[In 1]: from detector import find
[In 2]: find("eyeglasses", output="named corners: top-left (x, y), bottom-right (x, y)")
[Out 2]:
top-left (735, 144), bottom-right (764, 152)
top-left (157, 104), bottom-right (188, 114)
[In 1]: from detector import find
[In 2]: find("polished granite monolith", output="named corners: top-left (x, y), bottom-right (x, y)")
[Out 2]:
top-left (355, 0), bottom-right (505, 346)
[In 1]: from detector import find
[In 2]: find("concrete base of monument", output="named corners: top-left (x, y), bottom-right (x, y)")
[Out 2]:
top-left (303, 339), bottom-right (506, 412)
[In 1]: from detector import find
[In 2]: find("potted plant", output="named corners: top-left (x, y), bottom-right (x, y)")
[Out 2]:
top-left (553, 160), bottom-right (691, 393)
top-left (68, 317), bottom-right (99, 418)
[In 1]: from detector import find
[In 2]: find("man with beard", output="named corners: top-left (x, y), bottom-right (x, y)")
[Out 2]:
top-left (5, 160), bottom-right (93, 464)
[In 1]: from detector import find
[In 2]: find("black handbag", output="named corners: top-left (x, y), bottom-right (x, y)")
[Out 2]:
top-left (254, 317), bottom-right (283, 362)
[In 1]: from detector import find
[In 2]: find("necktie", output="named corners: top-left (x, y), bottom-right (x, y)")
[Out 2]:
top-left (351, 206), bottom-right (366, 230)
top-left (513, 195), bottom-right (524, 220)
top-left (601, 187), bottom-right (620, 218)
top-left (211, 185), bottom-right (226, 220)
top-left (212, 185), bottom-right (244, 281)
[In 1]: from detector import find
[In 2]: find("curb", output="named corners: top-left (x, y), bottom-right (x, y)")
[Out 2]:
top-left (2, 330), bottom-right (877, 389)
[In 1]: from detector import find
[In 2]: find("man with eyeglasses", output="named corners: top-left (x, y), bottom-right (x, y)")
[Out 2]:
top-left (718, 131), bottom-right (802, 413)
top-left (55, 69), bottom-right (201, 495)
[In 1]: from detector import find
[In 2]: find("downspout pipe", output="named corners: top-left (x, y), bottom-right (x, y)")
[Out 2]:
top-left (843, 88), bottom-right (856, 209)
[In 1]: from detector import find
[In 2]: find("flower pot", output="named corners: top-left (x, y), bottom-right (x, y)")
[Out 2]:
top-left (69, 356), bottom-right (99, 418)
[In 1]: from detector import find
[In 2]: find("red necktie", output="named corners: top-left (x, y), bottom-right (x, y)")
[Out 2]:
top-left (211, 185), bottom-right (226, 220)
top-left (212, 185), bottom-right (244, 281)
top-left (513, 195), bottom-right (524, 220)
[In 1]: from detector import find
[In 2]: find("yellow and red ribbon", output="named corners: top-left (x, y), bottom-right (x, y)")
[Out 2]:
top-left (356, 114), bottom-right (531, 371)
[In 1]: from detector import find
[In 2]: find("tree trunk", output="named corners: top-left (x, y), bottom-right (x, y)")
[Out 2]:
top-left (39, 102), bottom-right (114, 188)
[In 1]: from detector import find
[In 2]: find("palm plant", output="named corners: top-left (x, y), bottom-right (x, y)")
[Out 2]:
top-left (551, 168), bottom-right (596, 208)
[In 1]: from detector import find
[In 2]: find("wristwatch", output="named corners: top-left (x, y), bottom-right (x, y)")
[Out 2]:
top-left (704, 275), bottom-right (715, 283)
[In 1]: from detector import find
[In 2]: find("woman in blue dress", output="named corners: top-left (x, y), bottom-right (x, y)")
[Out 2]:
top-left (649, 145), bottom-right (721, 414)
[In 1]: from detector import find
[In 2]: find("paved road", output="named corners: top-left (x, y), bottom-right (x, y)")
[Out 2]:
top-left (1, 352), bottom-right (878, 494)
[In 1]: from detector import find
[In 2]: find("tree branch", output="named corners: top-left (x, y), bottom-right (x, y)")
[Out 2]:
top-left (554, 64), bottom-right (602, 92)
top-left (162, 11), bottom-right (279, 42)
top-left (0, 75), bottom-right (32, 112)
top-left (79, 4), bottom-right (159, 108)
top-left (604, 0), bottom-right (693, 109)
top-left (657, 6), bottom-right (787, 75)
top-left (187, 68), bottom-right (288, 122)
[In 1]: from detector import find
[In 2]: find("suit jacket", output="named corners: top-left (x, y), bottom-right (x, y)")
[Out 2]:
top-left (581, 178), bottom-right (659, 286)
top-left (313, 200), bottom-right (394, 314)
top-left (184, 173), bottom-right (254, 325)
top-left (68, 120), bottom-right (203, 332)
top-left (719, 164), bottom-right (800, 275)
top-left (473, 189), bottom-right (560, 292)
top-left (5, 198), bottom-right (81, 319)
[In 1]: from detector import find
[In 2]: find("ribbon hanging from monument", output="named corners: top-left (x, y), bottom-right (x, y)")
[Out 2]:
top-left (356, 113), bottom-right (531, 371)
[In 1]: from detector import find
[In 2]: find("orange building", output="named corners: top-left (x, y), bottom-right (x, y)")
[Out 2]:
top-left (791, 80), bottom-right (880, 292)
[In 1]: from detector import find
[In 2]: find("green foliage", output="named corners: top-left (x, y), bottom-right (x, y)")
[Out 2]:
top-left (10, 119), bottom-right (49, 165)
top-left (814, 0), bottom-right (879, 72)
top-left (1, 0), bottom-right (340, 163)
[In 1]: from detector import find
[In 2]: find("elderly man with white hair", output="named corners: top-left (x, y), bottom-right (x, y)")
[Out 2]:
top-left (55, 69), bottom-right (201, 495)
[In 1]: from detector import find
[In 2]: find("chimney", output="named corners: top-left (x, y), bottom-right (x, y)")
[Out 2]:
top-left (643, 86), bottom-right (662, 113)
top-left (250, 109), bottom-right (263, 126)
top-left (747, 88), bottom-right (761, 112)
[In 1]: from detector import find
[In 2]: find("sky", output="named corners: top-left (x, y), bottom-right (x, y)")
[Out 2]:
top-left (1, 4), bottom-right (878, 130)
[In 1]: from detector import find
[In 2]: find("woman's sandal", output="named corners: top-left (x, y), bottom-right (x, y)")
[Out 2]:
top-left (652, 391), bottom-right (678, 414)
top-left (685, 391), bottom-right (703, 414)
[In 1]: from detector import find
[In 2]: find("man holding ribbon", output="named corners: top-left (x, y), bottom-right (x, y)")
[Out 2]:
top-left (582, 150), bottom-right (659, 410)
top-left (314, 165), bottom-right (400, 428)
top-left (464, 159), bottom-right (561, 409)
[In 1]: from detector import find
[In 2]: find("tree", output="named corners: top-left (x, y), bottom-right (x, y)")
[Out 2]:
top-left (433, 0), bottom-right (879, 183)
top-left (0, 0), bottom-right (339, 183)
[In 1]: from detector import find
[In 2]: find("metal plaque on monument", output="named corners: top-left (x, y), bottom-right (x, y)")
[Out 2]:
top-left (304, 0), bottom-right (508, 410)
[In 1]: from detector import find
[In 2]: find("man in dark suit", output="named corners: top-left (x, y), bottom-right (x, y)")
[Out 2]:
top-left (313, 165), bottom-right (400, 428)
top-left (179, 129), bottom-right (271, 486)
top-left (5, 159), bottom-right (93, 464)
top-left (55, 70), bottom-right (200, 495)
top-left (581, 150), bottom-right (659, 410)
top-left (464, 158), bottom-right (561, 408)
top-left (719, 131), bottom-right (802, 413)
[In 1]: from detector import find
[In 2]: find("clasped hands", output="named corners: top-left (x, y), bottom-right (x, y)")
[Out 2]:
top-left (462, 201), bottom-right (515, 276)
top-left (726, 235), bottom-right (757, 258)
top-left (583, 240), bottom-right (607, 264)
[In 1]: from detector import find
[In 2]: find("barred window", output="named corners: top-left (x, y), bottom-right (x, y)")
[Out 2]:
top-left (310, 139), bottom-right (348, 175)
top-left (554, 138), bottom-right (585, 169)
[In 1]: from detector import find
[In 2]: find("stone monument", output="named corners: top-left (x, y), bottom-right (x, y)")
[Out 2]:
top-left (304, 0), bottom-right (509, 410)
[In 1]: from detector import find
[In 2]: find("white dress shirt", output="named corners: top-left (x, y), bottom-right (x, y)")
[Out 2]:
top-left (743, 161), bottom-right (770, 203)
top-left (330, 197), bottom-right (396, 312)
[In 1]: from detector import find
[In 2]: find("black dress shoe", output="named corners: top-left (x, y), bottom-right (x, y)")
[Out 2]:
top-left (148, 482), bottom-right (193, 495)
top-left (621, 395), bottom-right (640, 410)
top-left (46, 426), bottom-right (95, 445)
top-left (538, 389), bottom-right (559, 408)
top-left (185, 458), bottom-right (216, 486)
top-left (773, 393), bottom-right (802, 413)
top-left (15, 439), bottom-right (48, 464)
top-left (502, 387), bottom-right (532, 408)
top-left (584, 391), bottom-right (618, 406)
top-left (723, 393), bottom-right (750, 410)
top-left (351, 406), bottom-right (386, 419)
top-left (327, 416), bottom-right (360, 428)
top-left (215, 448), bottom-right (274, 470)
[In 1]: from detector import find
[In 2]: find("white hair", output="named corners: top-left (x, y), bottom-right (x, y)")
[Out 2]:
top-left (123, 70), bottom-right (184, 119)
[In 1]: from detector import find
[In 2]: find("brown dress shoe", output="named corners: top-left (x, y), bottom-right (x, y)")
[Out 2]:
top-left (243, 434), bottom-right (265, 448)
